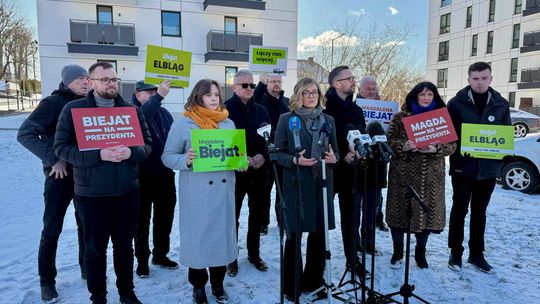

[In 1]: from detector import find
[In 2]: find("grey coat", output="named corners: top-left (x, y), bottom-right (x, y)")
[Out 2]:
top-left (162, 115), bottom-right (237, 268)
top-left (274, 112), bottom-right (338, 233)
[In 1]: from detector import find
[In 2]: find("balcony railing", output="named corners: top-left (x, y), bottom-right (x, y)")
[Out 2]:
top-left (524, 0), bottom-right (540, 16)
top-left (203, 0), bottom-right (265, 11)
top-left (207, 30), bottom-right (262, 53)
top-left (521, 30), bottom-right (540, 53)
top-left (518, 67), bottom-right (540, 89)
top-left (70, 19), bottom-right (135, 45)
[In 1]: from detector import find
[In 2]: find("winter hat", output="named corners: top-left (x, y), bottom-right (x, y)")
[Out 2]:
top-left (136, 80), bottom-right (158, 92)
top-left (61, 64), bottom-right (88, 86)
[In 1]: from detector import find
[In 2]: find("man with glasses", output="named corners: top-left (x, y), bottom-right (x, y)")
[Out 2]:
top-left (254, 74), bottom-right (289, 235)
top-left (130, 80), bottom-right (178, 278)
top-left (225, 70), bottom-right (271, 276)
top-left (17, 64), bottom-right (89, 303)
top-left (323, 66), bottom-right (369, 280)
top-left (54, 62), bottom-right (152, 304)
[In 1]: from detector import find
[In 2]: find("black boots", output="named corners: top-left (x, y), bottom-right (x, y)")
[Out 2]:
top-left (390, 243), bottom-right (403, 268)
top-left (415, 246), bottom-right (429, 269)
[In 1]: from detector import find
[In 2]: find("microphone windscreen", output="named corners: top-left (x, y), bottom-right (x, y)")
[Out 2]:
top-left (344, 123), bottom-right (356, 132)
top-left (366, 121), bottom-right (385, 137)
top-left (288, 116), bottom-right (301, 131)
top-left (320, 121), bottom-right (332, 135)
top-left (260, 122), bottom-right (269, 128)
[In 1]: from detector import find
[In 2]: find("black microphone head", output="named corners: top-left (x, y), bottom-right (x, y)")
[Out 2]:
top-left (345, 123), bottom-right (356, 132)
top-left (259, 122), bottom-right (269, 128)
top-left (319, 121), bottom-right (332, 135)
top-left (366, 121), bottom-right (385, 137)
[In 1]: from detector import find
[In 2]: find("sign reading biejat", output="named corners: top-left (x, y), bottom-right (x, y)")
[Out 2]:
top-left (249, 46), bottom-right (288, 75)
top-left (145, 44), bottom-right (192, 88)
top-left (460, 123), bottom-right (514, 160)
top-left (191, 129), bottom-right (249, 172)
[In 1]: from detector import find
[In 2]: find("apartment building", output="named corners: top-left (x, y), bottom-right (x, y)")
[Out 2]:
top-left (426, 0), bottom-right (540, 108)
top-left (36, 0), bottom-right (298, 114)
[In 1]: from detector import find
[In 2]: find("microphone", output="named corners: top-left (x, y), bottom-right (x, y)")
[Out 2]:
top-left (345, 124), bottom-right (368, 158)
top-left (317, 122), bottom-right (331, 147)
top-left (288, 116), bottom-right (302, 151)
top-left (257, 122), bottom-right (272, 144)
top-left (367, 121), bottom-right (396, 159)
top-left (359, 133), bottom-right (373, 158)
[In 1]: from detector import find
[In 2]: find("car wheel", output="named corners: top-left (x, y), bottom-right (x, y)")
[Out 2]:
top-left (513, 123), bottom-right (528, 138)
top-left (501, 162), bottom-right (539, 193)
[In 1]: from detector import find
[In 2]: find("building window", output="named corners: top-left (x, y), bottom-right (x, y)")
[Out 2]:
top-left (471, 34), bottom-right (478, 56)
top-left (437, 68), bottom-right (448, 88)
top-left (509, 58), bottom-right (518, 82)
top-left (224, 17), bottom-right (237, 33)
top-left (508, 92), bottom-right (516, 107)
top-left (97, 59), bottom-right (117, 72)
top-left (441, 0), bottom-right (452, 7)
top-left (440, 13), bottom-right (451, 34)
top-left (465, 6), bottom-right (472, 28)
top-left (438, 41), bottom-right (449, 61)
top-left (488, 0), bottom-right (496, 22)
top-left (486, 31), bottom-right (494, 54)
top-left (225, 66), bottom-right (238, 99)
top-left (97, 5), bottom-right (113, 24)
top-left (161, 11), bottom-right (181, 37)
top-left (514, 0), bottom-right (522, 14)
top-left (512, 24), bottom-right (520, 49)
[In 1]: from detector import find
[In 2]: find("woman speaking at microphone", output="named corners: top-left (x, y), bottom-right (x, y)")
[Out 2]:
top-left (386, 81), bottom-right (456, 269)
top-left (162, 79), bottom-right (236, 304)
top-left (273, 77), bottom-right (338, 301)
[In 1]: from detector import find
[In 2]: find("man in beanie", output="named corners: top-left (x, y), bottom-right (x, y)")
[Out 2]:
top-left (130, 80), bottom-right (178, 277)
top-left (17, 64), bottom-right (89, 302)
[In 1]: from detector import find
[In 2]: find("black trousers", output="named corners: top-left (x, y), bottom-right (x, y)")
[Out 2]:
top-left (188, 266), bottom-right (226, 289)
top-left (234, 170), bottom-right (266, 258)
top-left (448, 176), bottom-right (496, 256)
top-left (376, 193), bottom-right (385, 224)
top-left (390, 228), bottom-right (430, 248)
top-left (261, 164), bottom-right (283, 227)
top-left (39, 167), bottom-right (85, 286)
top-left (134, 174), bottom-right (176, 262)
top-left (76, 191), bottom-right (139, 300)
top-left (284, 232), bottom-right (325, 300)
top-left (357, 188), bottom-right (380, 248)
top-left (337, 191), bottom-right (360, 265)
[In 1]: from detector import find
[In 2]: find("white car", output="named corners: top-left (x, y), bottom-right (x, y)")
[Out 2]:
top-left (500, 134), bottom-right (540, 193)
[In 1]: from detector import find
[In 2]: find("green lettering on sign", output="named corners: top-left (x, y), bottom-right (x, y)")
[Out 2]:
top-left (191, 129), bottom-right (248, 172)
top-left (460, 123), bottom-right (514, 160)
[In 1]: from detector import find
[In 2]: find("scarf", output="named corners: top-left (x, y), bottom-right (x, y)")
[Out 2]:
top-left (411, 100), bottom-right (438, 115)
top-left (294, 106), bottom-right (327, 176)
top-left (183, 105), bottom-right (229, 129)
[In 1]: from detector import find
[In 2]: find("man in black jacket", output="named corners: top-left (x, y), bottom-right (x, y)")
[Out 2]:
top-left (54, 62), bottom-right (152, 304)
top-left (447, 62), bottom-right (511, 273)
top-left (323, 66), bottom-right (369, 279)
top-left (225, 69), bottom-right (271, 276)
top-left (17, 64), bottom-right (88, 303)
top-left (131, 80), bottom-right (177, 278)
top-left (253, 74), bottom-right (289, 234)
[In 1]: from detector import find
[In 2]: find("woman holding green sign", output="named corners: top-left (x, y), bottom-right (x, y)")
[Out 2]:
top-left (162, 79), bottom-right (236, 304)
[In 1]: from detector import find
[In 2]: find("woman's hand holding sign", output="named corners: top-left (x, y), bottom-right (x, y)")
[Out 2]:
top-left (186, 148), bottom-right (196, 166)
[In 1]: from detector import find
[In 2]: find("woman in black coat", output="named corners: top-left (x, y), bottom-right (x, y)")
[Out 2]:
top-left (274, 77), bottom-right (339, 301)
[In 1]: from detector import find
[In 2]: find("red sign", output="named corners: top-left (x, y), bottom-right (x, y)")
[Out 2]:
top-left (402, 107), bottom-right (458, 148)
top-left (71, 107), bottom-right (144, 150)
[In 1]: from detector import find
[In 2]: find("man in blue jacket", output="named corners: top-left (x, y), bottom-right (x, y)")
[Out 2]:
top-left (447, 62), bottom-right (511, 273)
top-left (130, 80), bottom-right (177, 278)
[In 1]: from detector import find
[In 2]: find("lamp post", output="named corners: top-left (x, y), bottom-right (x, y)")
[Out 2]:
top-left (330, 33), bottom-right (344, 70)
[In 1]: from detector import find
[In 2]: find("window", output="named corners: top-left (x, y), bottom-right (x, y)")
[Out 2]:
top-left (488, 0), bottom-right (496, 22)
top-left (224, 17), bottom-right (237, 33)
top-left (510, 58), bottom-right (518, 82)
top-left (97, 5), bottom-right (113, 24)
top-left (471, 34), bottom-right (478, 56)
top-left (508, 92), bottom-right (516, 107)
top-left (441, 0), bottom-right (452, 7)
top-left (97, 60), bottom-right (117, 72)
top-left (161, 11), bottom-right (181, 37)
top-left (514, 0), bottom-right (522, 14)
top-left (466, 6), bottom-right (472, 28)
top-left (225, 66), bottom-right (238, 99)
top-left (486, 31), bottom-right (494, 54)
top-left (440, 13), bottom-right (451, 34)
top-left (437, 68), bottom-right (448, 88)
top-left (438, 41), bottom-right (449, 61)
top-left (512, 24), bottom-right (520, 49)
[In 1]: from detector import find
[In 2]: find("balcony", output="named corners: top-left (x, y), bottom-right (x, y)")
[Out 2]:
top-left (523, 0), bottom-right (540, 16)
top-left (205, 30), bottom-right (263, 62)
top-left (67, 19), bottom-right (138, 56)
top-left (521, 31), bottom-right (540, 53)
top-left (518, 68), bottom-right (540, 89)
top-left (203, 0), bottom-right (265, 16)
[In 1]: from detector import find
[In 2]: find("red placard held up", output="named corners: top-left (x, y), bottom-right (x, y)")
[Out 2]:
top-left (402, 107), bottom-right (458, 149)
top-left (71, 107), bottom-right (144, 151)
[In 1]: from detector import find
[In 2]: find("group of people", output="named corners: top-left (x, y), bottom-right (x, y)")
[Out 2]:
top-left (18, 60), bottom-right (510, 304)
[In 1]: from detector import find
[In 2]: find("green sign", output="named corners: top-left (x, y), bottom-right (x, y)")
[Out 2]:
top-left (144, 44), bottom-right (192, 88)
top-left (191, 129), bottom-right (248, 172)
top-left (249, 46), bottom-right (288, 75)
top-left (460, 123), bottom-right (514, 160)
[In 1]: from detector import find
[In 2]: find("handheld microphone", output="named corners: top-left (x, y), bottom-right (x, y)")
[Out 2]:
top-left (345, 124), bottom-right (367, 158)
top-left (288, 116), bottom-right (302, 151)
top-left (317, 122), bottom-right (331, 147)
top-left (257, 122), bottom-right (272, 144)
top-left (359, 134), bottom-right (373, 158)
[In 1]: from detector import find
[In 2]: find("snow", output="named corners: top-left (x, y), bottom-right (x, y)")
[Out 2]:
top-left (0, 113), bottom-right (539, 304)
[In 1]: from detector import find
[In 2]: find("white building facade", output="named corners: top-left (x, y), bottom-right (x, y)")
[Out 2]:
top-left (426, 0), bottom-right (540, 108)
top-left (37, 0), bottom-right (298, 114)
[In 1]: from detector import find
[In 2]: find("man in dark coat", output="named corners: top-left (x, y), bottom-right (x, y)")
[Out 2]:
top-left (253, 74), bottom-right (289, 234)
top-left (17, 64), bottom-right (88, 303)
top-left (54, 62), bottom-right (152, 304)
top-left (225, 69), bottom-right (271, 276)
top-left (323, 66), bottom-right (369, 278)
top-left (447, 61), bottom-right (511, 273)
top-left (130, 80), bottom-right (177, 278)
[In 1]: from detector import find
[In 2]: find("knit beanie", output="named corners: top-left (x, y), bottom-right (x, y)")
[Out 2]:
top-left (61, 64), bottom-right (88, 86)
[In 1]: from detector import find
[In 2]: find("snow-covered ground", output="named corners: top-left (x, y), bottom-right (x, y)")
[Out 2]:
top-left (1, 113), bottom-right (539, 304)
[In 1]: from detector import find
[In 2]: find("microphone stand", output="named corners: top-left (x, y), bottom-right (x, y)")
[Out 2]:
top-left (293, 144), bottom-right (304, 304)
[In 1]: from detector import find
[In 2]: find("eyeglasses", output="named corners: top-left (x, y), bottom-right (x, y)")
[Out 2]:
top-left (337, 76), bottom-right (356, 82)
top-left (302, 90), bottom-right (319, 97)
top-left (237, 83), bottom-right (256, 89)
top-left (91, 77), bottom-right (121, 85)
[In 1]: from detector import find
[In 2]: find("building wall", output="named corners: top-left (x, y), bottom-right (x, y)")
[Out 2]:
top-left (37, 0), bottom-right (298, 115)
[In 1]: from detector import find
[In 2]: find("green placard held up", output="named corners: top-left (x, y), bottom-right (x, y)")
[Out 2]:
top-left (144, 44), bottom-right (192, 88)
top-left (460, 123), bottom-right (514, 160)
top-left (191, 129), bottom-right (249, 172)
